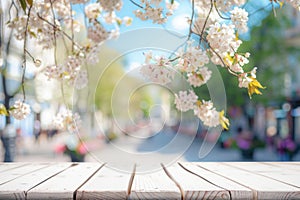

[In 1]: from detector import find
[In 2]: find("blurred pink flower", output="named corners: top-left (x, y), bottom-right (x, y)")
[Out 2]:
top-left (54, 144), bottom-right (66, 154)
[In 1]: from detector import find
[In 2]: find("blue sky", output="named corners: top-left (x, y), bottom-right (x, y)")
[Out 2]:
top-left (102, 0), bottom-right (274, 71)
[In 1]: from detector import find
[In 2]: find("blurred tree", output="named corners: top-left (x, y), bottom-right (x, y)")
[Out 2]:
top-left (240, 6), bottom-right (300, 105)
top-left (194, 6), bottom-right (300, 107)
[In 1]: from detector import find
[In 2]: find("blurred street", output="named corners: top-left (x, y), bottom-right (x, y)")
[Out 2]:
top-left (8, 128), bottom-right (300, 166)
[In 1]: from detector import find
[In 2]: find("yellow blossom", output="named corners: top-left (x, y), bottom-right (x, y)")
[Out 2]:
top-left (219, 110), bottom-right (230, 130)
top-left (248, 77), bottom-right (265, 98)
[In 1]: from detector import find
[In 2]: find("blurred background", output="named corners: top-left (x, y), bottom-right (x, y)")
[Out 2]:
top-left (1, 0), bottom-right (300, 164)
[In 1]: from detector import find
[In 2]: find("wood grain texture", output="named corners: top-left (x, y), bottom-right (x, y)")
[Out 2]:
top-left (0, 163), bottom-right (50, 185)
top-left (0, 163), bottom-right (29, 173)
top-left (197, 162), bottom-right (300, 200)
top-left (27, 163), bottom-right (102, 200)
top-left (130, 169), bottom-right (181, 199)
top-left (0, 162), bottom-right (299, 200)
top-left (225, 162), bottom-right (300, 188)
top-left (179, 162), bottom-right (253, 200)
top-left (0, 163), bottom-right (71, 200)
top-left (76, 165), bottom-right (131, 200)
top-left (165, 164), bottom-right (230, 200)
top-left (266, 162), bottom-right (300, 170)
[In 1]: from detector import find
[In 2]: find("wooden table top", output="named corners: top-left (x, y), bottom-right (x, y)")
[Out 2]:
top-left (0, 162), bottom-right (299, 199)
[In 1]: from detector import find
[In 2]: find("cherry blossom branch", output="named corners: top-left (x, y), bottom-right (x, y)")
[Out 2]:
top-left (21, 4), bottom-right (32, 101)
top-left (129, 0), bottom-right (143, 9)
top-left (69, 1), bottom-right (74, 52)
top-left (199, 0), bottom-right (213, 45)
top-left (50, 0), bottom-right (58, 66)
top-left (187, 0), bottom-right (195, 40)
top-left (213, 0), bottom-right (231, 20)
top-left (36, 14), bottom-right (83, 51)
top-left (209, 46), bottom-right (238, 77)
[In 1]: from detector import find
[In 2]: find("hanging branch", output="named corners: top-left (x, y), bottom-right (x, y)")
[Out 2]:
top-left (187, 0), bottom-right (195, 40)
top-left (69, 0), bottom-right (75, 52)
top-left (37, 13), bottom-right (83, 51)
top-left (21, 4), bottom-right (32, 102)
top-left (213, 0), bottom-right (231, 20)
top-left (129, 0), bottom-right (143, 9)
top-left (199, 0), bottom-right (213, 45)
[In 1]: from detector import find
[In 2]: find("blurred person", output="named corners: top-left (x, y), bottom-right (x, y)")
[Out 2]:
top-left (0, 123), bottom-right (17, 162)
top-left (34, 120), bottom-right (41, 143)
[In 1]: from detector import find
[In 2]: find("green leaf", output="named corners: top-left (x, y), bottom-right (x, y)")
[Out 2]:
top-left (0, 104), bottom-right (8, 116)
top-left (29, 31), bottom-right (37, 38)
top-left (26, 0), bottom-right (33, 6)
top-left (18, 0), bottom-right (27, 12)
top-left (171, 0), bottom-right (174, 4)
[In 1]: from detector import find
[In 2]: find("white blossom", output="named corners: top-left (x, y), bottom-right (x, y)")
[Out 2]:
top-left (151, 0), bottom-right (162, 6)
top-left (230, 7), bottom-right (249, 33)
top-left (174, 90), bottom-right (198, 112)
top-left (45, 64), bottom-right (64, 80)
top-left (87, 21), bottom-right (108, 43)
top-left (85, 3), bottom-right (101, 19)
top-left (98, 0), bottom-right (123, 12)
top-left (10, 100), bottom-right (31, 120)
top-left (194, 100), bottom-right (220, 127)
top-left (86, 44), bottom-right (101, 64)
top-left (187, 67), bottom-right (212, 87)
top-left (70, 0), bottom-right (89, 4)
top-left (53, 109), bottom-right (81, 132)
top-left (176, 44), bottom-right (209, 73)
top-left (166, 0), bottom-right (179, 10)
top-left (140, 56), bottom-right (175, 84)
top-left (73, 69), bottom-right (88, 89)
top-left (212, 0), bottom-right (246, 12)
top-left (134, 1), bottom-right (167, 24)
top-left (207, 22), bottom-right (242, 66)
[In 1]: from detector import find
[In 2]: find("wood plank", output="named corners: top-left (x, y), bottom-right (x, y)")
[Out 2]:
top-left (225, 162), bottom-right (300, 188)
top-left (0, 163), bottom-right (50, 185)
top-left (130, 169), bottom-right (181, 199)
top-left (0, 162), bottom-right (29, 173)
top-left (0, 163), bottom-right (71, 200)
top-left (164, 164), bottom-right (230, 200)
top-left (197, 162), bottom-right (300, 199)
top-left (180, 162), bottom-right (252, 200)
top-left (266, 162), bottom-right (300, 171)
top-left (76, 165), bottom-right (131, 200)
top-left (27, 163), bottom-right (102, 200)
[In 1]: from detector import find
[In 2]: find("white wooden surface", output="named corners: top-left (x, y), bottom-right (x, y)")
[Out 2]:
top-left (165, 164), bottom-right (230, 199)
top-left (130, 169), bottom-right (181, 199)
top-left (0, 163), bottom-right (50, 185)
top-left (27, 163), bottom-right (102, 200)
top-left (0, 163), bottom-right (71, 200)
top-left (0, 162), bottom-right (299, 200)
top-left (196, 162), bottom-right (300, 199)
top-left (180, 162), bottom-right (252, 199)
top-left (76, 165), bottom-right (130, 200)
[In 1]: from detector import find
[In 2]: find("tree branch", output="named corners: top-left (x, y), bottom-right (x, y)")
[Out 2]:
top-left (129, 0), bottom-right (143, 9)
top-left (187, 0), bottom-right (195, 40)
top-left (199, 0), bottom-right (213, 45)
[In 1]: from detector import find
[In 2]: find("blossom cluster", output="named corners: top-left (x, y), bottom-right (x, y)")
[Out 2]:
top-left (133, 0), bottom-right (179, 24)
top-left (139, 0), bottom-right (266, 129)
top-left (53, 109), bottom-right (82, 132)
top-left (140, 52), bottom-right (175, 84)
top-left (174, 90), bottom-right (229, 129)
top-left (44, 55), bottom-right (88, 89)
top-left (9, 100), bottom-right (31, 120)
top-left (4, 0), bottom-right (300, 132)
